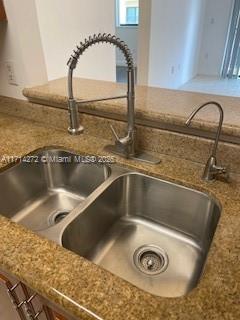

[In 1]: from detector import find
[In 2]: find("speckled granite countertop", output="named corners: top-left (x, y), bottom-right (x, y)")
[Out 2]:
top-left (0, 111), bottom-right (239, 320)
top-left (23, 77), bottom-right (240, 139)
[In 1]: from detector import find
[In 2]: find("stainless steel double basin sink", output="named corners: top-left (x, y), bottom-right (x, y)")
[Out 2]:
top-left (0, 148), bottom-right (221, 297)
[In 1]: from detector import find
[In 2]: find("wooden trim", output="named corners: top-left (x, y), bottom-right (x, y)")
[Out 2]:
top-left (0, 273), bottom-right (12, 287)
top-left (52, 310), bottom-right (68, 320)
top-left (44, 306), bottom-right (68, 320)
top-left (0, 0), bottom-right (7, 21)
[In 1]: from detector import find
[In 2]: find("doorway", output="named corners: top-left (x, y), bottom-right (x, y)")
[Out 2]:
top-left (115, 0), bottom-right (138, 83)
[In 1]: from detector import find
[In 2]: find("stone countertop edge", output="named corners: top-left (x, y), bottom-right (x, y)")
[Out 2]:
top-left (22, 77), bottom-right (240, 139)
top-left (0, 112), bottom-right (239, 320)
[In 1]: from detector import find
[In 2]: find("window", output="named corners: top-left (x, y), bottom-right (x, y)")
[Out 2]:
top-left (126, 7), bottom-right (139, 24)
top-left (222, 0), bottom-right (240, 79)
top-left (117, 0), bottom-right (139, 26)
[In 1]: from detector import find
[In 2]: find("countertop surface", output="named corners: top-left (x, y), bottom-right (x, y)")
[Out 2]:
top-left (23, 77), bottom-right (240, 138)
top-left (0, 110), bottom-right (239, 320)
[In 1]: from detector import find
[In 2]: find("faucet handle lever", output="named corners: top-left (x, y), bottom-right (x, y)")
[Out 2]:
top-left (213, 164), bottom-right (227, 173)
top-left (213, 164), bottom-right (229, 180)
top-left (110, 125), bottom-right (121, 142)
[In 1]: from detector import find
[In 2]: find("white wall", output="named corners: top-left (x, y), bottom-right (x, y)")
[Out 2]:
top-left (0, 0), bottom-right (47, 99)
top-left (35, 0), bottom-right (116, 82)
top-left (137, 0), bottom-right (152, 85)
top-left (116, 26), bottom-right (138, 66)
top-left (1, 0), bottom-right (230, 100)
top-left (198, 0), bottom-right (233, 76)
top-left (147, 0), bottom-right (206, 89)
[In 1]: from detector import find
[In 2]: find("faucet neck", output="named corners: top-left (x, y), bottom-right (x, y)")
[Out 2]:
top-left (185, 101), bottom-right (224, 157)
top-left (67, 33), bottom-right (136, 157)
top-left (127, 68), bottom-right (135, 134)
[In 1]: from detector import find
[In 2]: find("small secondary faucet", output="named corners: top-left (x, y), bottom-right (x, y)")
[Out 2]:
top-left (185, 101), bottom-right (227, 181)
top-left (67, 33), bottom-right (159, 164)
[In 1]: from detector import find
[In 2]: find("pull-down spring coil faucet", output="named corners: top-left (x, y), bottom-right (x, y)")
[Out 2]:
top-left (67, 33), bottom-right (135, 157)
top-left (67, 33), bottom-right (159, 164)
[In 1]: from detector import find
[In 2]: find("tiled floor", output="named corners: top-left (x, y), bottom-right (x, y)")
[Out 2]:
top-left (179, 75), bottom-right (240, 97)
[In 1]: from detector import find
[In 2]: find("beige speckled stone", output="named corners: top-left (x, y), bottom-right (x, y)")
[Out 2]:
top-left (1, 96), bottom-right (240, 175)
top-left (22, 77), bottom-right (240, 139)
top-left (0, 110), bottom-right (239, 319)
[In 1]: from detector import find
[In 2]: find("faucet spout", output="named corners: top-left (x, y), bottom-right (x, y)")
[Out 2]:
top-left (185, 101), bottom-right (223, 158)
top-left (185, 101), bottom-right (227, 181)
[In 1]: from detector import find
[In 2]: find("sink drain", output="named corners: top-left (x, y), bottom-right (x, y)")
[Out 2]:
top-left (48, 210), bottom-right (70, 226)
top-left (133, 245), bottom-right (168, 275)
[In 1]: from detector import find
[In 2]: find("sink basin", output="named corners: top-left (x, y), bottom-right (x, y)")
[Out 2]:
top-left (0, 148), bottom-right (221, 298)
top-left (62, 173), bottom-right (221, 297)
top-left (0, 148), bottom-right (110, 231)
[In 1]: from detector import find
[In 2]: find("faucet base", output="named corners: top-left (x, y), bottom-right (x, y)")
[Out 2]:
top-left (104, 145), bottom-right (160, 165)
top-left (68, 126), bottom-right (84, 135)
top-left (202, 155), bottom-right (228, 182)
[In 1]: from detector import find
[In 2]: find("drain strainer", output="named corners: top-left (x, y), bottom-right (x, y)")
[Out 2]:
top-left (133, 245), bottom-right (168, 275)
top-left (48, 210), bottom-right (70, 226)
